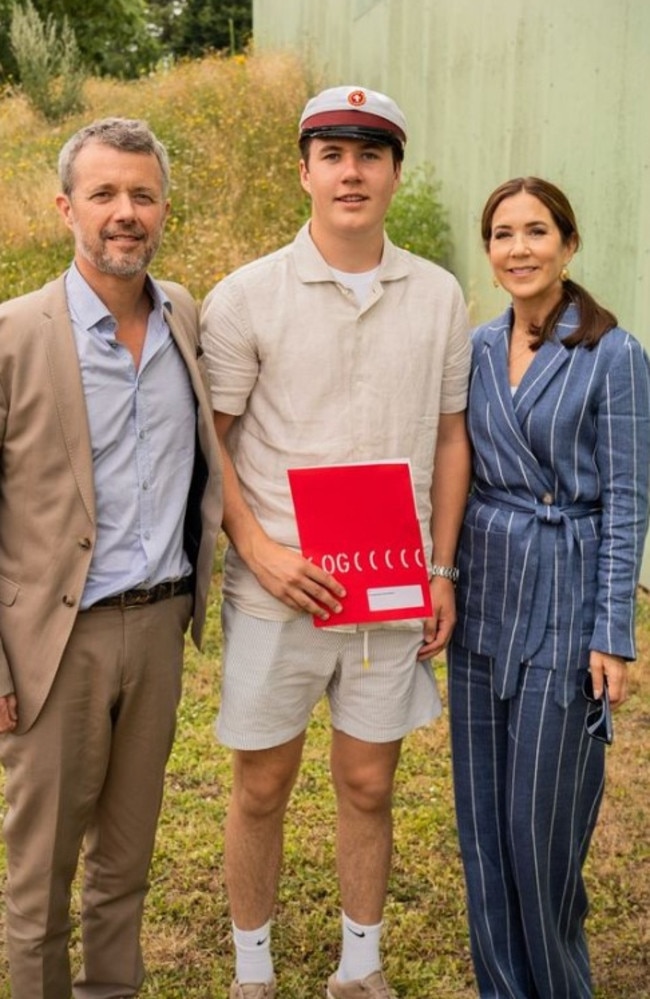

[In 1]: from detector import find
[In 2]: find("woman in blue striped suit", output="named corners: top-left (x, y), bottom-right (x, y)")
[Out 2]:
top-left (448, 177), bottom-right (650, 998)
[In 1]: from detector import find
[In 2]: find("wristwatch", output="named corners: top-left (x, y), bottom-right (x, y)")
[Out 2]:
top-left (431, 564), bottom-right (459, 584)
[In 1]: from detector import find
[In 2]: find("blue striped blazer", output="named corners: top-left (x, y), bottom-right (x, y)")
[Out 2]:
top-left (453, 304), bottom-right (650, 706)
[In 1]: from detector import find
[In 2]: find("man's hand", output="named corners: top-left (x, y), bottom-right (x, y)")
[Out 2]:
top-left (250, 535), bottom-right (346, 620)
top-left (417, 577), bottom-right (457, 659)
top-left (0, 693), bottom-right (17, 734)
top-left (213, 410), bottom-right (346, 619)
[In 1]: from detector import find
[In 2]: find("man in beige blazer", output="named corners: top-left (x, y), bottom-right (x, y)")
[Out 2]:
top-left (0, 118), bottom-right (221, 998)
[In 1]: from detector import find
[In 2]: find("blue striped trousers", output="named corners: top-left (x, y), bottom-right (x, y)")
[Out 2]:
top-left (447, 643), bottom-right (605, 999)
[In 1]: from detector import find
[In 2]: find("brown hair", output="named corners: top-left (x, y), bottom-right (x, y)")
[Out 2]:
top-left (481, 176), bottom-right (617, 349)
top-left (298, 134), bottom-right (404, 168)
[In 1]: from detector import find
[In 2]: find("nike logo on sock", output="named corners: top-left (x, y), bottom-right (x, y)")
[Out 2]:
top-left (256, 936), bottom-right (268, 946)
top-left (347, 927), bottom-right (366, 938)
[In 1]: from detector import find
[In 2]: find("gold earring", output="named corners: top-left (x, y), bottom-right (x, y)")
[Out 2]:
top-left (560, 267), bottom-right (570, 282)
top-left (492, 277), bottom-right (500, 288)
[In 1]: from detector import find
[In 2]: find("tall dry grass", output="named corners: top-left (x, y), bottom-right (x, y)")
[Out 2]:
top-left (0, 50), bottom-right (315, 301)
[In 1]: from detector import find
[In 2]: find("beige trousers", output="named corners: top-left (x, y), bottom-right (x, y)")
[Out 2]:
top-left (0, 594), bottom-right (192, 999)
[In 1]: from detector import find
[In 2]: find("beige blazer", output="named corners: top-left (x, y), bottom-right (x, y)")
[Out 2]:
top-left (0, 274), bottom-right (222, 733)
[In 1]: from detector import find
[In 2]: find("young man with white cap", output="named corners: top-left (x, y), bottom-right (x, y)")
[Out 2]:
top-left (201, 85), bottom-right (471, 998)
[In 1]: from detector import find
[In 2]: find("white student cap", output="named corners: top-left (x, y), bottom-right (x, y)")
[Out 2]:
top-left (299, 85), bottom-right (407, 149)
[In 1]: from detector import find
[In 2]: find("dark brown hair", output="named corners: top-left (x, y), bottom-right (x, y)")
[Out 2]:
top-left (298, 134), bottom-right (404, 168)
top-left (481, 176), bottom-right (617, 349)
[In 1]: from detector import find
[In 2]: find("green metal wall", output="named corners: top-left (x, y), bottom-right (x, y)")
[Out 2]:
top-left (253, 0), bottom-right (650, 583)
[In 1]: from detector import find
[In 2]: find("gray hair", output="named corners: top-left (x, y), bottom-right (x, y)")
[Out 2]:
top-left (58, 117), bottom-right (171, 196)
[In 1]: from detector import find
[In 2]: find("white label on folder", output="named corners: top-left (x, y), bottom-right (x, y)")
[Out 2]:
top-left (367, 585), bottom-right (425, 612)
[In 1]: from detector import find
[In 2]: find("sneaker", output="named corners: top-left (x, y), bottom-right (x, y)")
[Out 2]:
top-left (327, 970), bottom-right (397, 998)
top-left (229, 978), bottom-right (276, 999)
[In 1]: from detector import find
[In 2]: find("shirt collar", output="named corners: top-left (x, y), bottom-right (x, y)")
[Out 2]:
top-left (293, 222), bottom-right (410, 284)
top-left (64, 262), bottom-right (171, 333)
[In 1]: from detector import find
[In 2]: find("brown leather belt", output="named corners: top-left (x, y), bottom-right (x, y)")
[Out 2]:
top-left (90, 576), bottom-right (192, 610)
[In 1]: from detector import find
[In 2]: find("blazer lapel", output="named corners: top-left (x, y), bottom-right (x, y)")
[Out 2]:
top-left (513, 338), bottom-right (570, 424)
top-left (474, 310), bottom-right (537, 461)
top-left (165, 304), bottom-right (199, 379)
top-left (41, 277), bottom-right (96, 522)
top-left (163, 298), bottom-right (217, 488)
top-left (473, 308), bottom-right (558, 494)
top-left (513, 304), bottom-right (580, 423)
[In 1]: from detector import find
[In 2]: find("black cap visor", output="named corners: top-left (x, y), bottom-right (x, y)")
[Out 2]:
top-left (300, 124), bottom-right (404, 151)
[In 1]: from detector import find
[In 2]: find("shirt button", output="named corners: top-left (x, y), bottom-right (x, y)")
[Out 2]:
top-left (78, 537), bottom-right (92, 550)
top-left (541, 492), bottom-right (554, 505)
top-left (62, 594), bottom-right (76, 607)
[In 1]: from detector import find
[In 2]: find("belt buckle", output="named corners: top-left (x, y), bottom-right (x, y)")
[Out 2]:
top-left (129, 588), bottom-right (155, 607)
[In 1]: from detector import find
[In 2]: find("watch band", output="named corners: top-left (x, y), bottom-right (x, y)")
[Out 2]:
top-left (431, 564), bottom-right (459, 584)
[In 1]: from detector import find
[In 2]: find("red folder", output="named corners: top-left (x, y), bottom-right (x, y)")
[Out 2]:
top-left (288, 461), bottom-right (432, 627)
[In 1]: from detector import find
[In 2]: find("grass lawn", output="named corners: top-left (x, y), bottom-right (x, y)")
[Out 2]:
top-left (1, 565), bottom-right (648, 998)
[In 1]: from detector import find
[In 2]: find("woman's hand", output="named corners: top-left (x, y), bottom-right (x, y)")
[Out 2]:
top-left (588, 651), bottom-right (628, 707)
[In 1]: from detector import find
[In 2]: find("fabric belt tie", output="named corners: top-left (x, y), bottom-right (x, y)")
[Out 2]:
top-left (474, 485), bottom-right (600, 707)
top-left (89, 576), bottom-right (192, 610)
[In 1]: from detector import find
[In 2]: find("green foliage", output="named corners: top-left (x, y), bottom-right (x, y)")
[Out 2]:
top-left (51, 0), bottom-right (161, 78)
top-left (58, 0), bottom-right (159, 78)
top-left (9, 0), bottom-right (85, 121)
top-left (0, 1), bottom-right (253, 83)
top-left (0, 0), bottom-right (18, 81)
top-left (2, 0), bottom-right (162, 82)
top-left (386, 162), bottom-right (452, 265)
top-left (150, 0), bottom-right (253, 59)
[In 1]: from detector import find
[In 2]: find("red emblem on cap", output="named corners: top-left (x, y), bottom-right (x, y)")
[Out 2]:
top-left (347, 90), bottom-right (367, 107)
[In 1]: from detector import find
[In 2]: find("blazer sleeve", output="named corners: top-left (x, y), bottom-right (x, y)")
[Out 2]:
top-left (591, 334), bottom-right (650, 656)
top-left (0, 352), bottom-right (15, 694)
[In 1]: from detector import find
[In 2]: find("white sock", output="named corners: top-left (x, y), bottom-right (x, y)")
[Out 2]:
top-left (337, 912), bottom-right (382, 982)
top-left (233, 920), bottom-right (274, 984)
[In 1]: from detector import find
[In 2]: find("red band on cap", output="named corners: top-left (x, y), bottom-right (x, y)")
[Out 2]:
top-left (300, 109), bottom-right (406, 143)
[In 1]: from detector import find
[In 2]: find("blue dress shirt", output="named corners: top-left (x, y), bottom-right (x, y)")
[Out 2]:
top-left (65, 265), bottom-right (196, 609)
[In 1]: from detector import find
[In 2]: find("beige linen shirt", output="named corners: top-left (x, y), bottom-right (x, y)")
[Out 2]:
top-left (201, 223), bottom-right (471, 622)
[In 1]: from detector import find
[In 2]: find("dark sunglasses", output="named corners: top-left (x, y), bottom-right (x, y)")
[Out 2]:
top-left (582, 673), bottom-right (613, 745)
